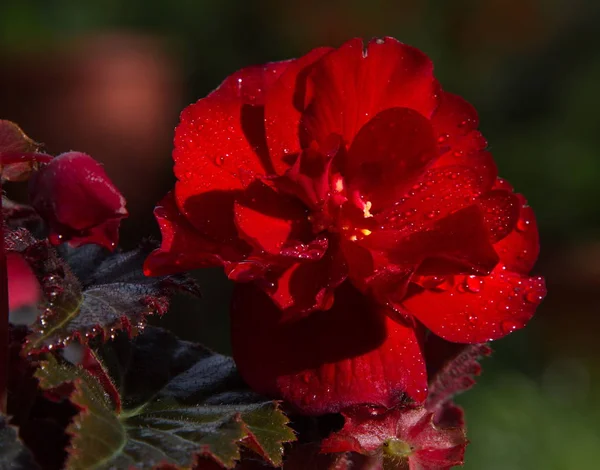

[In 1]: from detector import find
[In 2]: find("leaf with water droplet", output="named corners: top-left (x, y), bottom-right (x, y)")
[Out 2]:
top-left (35, 327), bottom-right (295, 469)
top-left (16, 240), bottom-right (201, 353)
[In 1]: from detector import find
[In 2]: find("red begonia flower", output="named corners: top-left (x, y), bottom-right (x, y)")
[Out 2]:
top-left (145, 37), bottom-right (546, 413)
top-left (29, 152), bottom-right (127, 250)
top-left (321, 404), bottom-right (467, 470)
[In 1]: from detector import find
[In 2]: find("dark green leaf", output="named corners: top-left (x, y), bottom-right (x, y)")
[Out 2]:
top-left (3, 232), bottom-right (199, 353)
top-left (0, 415), bottom-right (41, 470)
top-left (36, 328), bottom-right (295, 469)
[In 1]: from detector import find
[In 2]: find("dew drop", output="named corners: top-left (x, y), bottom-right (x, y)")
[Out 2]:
top-left (214, 155), bottom-right (225, 166)
top-left (500, 320), bottom-right (520, 334)
top-left (516, 215), bottom-right (532, 232)
top-left (525, 290), bottom-right (543, 304)
top-left (437, 133), bottom-right (450, 144)
top-left (466, 313), bottom-right (478, 326)
top-left (464, 276), bottom-right (483, 293)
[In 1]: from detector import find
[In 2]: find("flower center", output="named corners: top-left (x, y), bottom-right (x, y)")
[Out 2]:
top-left (382, 438), bottom-right (413, 467)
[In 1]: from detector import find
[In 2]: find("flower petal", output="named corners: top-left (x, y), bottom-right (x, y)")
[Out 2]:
top-left (345, 107), bottom-right (438, 208)
top-left (431, 91), bottom-right (487, 155)
top-left (401, 265), bottom-right (546, 343)
top-left (174, 62), bottom-right (291, 238)
top-left (374, 164), bottom-right (495, 232)
top-left (29, 152), bottom-right (127, 250)
top-left (233, 181), bottom-right (313, 256)
top-left (265, 241), bottom-right (346, 313)
top-left (143, 192), bottom-right (229, 276)
top-left (477, 189), bottom-right (520, 244)
top-left (494, 194), bottom-right (540, 274)
top-left (366, 205), bottom-right (499, 276)
top-left (301, 37), bottom-right (439, 148)
top-left (264, 47), bottom-right (334, 174)
top-left (231, 282), bottom-right (427, 415)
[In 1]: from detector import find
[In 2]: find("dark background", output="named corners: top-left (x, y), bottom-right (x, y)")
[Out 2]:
top-left (1, 1), bottom-right (599, 467)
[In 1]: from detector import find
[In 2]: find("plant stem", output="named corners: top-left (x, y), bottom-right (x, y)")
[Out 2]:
top-left (0, 186), bottom-right (7, 414)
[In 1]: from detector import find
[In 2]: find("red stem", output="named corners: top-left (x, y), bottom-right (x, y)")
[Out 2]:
top-left (0, 184), bottom-right (8, 414)
top-left (0, 152), bottom-right (53, 165)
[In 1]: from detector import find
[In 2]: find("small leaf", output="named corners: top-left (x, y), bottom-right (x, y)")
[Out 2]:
top-left (0, 415), bottom-right (41, 470)
top-left (424, 336), bottom-right (491, 412)
top-left (36, 328), bottom-right (295, 469)
top-left (0, 119), bottom-right (50, 182)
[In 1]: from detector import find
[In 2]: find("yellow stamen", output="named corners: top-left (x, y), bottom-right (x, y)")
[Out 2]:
top-left (363, 201), bottom-right (373, 218)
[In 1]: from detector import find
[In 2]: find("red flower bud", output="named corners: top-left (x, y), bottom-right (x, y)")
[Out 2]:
top-left (29, 152), bottom-right (127, 250)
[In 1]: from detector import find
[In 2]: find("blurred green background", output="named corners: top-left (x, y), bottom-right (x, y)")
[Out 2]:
top-left (1, 0), bottom-right (599, 468)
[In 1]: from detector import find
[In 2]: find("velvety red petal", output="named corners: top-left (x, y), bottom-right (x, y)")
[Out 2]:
top-left (301, 37), bottom-right (439, 148)
top-left (266, 241), bottom-right (346, 313)
top-left (345, 107), bottom-right (438, 208)
top-left (431, 91), bottom-right (487, 155)
top-left (275, 134), bottom-right (340, 209)
top-left (494, 194), bottom-right (540, 274)
top-left (231, 282), bottom-right (428, 415)
top-left (233, 181), bottom-right (312, 256)
top-left (7, 252), bottom-right (41, 312)
top-left (374, 164), bottom-right (495, 233)
top-left (401, 265), bottom-right (546, 343)
top-left (366, 205), bottom-right (499, 276)
top-left (477, 189), bottom-right (520, 243)
top-left (143, 192), bottom-right (229, 277)
top-left (264, 48), bottom-right (334, 174)
top-left (174, 62), bottom-right (290, 238)
top-left (29, 152), bottom-right (127, 250)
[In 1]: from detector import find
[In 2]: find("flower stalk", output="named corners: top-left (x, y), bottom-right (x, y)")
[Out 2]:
top-left (0, 183), bottom-right (8, 414)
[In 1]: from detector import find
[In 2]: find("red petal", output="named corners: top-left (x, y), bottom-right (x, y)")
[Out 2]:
top-left (29, 152), bottom-right (127, 250)
top-left (301, 37), bottom-right (439, 148)
top-left (431, 91), bottom-right (487, 155)
top-left (477, 189), bottom-right (520, 243)
top-left (374, 164), bottom-right (495, 233)
top-left (233, 181), bottom-right (311, 256)
top-left (143, 192), bottom-right (228, 276)
top-left (266, 241), bottom-right (346, 313)
top-left (7, 252), bottom-right (41, 312)
top-left (366, 205), bottom-right (499, 276)
top-left (174, 62), bottom-right (290, 238)
top-left (345, 107), bottom-right (438, 208)
top-left (275, 134), bottom-right (340, 209)
top-left (494, 195), bottom-right (540, 274)
top-left (264, 48), bottom-right (334, 174)
top-left (231, 282), bottom-right (428, 415)
top-left (401, 265), bottom-right (546, 343)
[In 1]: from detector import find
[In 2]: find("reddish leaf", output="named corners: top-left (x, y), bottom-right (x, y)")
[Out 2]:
top-left (0, 120), bottom-right (51, 182)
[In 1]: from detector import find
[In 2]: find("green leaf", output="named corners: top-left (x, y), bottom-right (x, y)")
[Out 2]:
top-left (3, 232), bottom-right (199, 353)
top-left (35, 328), bottom-right (295, 469)
top-left (0, 415), bottom-right (41, 470)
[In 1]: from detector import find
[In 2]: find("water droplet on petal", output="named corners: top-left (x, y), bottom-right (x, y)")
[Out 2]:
top-left (214, 155), bottom-right (225, 166)
top-left (464, 276), bottom-right (483, 293)
top-left (500, 320), bottom-right (521, 334)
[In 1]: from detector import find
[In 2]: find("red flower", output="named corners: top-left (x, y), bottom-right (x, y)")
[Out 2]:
top-left (29, 152), bottom-right (127, 250)
top-left (145, 38), bottom-right (545, 413)
top-left (321, 404), bottom-right (467, 470)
